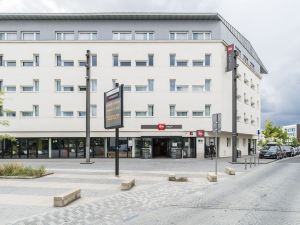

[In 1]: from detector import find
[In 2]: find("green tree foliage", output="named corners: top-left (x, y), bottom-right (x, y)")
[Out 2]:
top-left (0, 91), bottom-right (15, 141)
top-left (262, 119), bottom-right (289, 145)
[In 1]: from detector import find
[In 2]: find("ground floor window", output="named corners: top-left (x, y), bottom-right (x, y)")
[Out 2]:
top-left (107, 137), bottom-right (132, 158)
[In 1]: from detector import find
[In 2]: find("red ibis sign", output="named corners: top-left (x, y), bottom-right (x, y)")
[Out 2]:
top-left (196, 130), bottom-right (205, 137)
top-left (157, 123), bottom-right (166, 130)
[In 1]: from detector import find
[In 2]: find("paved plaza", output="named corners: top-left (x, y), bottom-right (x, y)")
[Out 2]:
top-left (0, 157), bottom-right (281, 225)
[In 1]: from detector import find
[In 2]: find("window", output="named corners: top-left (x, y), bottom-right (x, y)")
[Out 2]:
top-left (113, 32), bottom-right (132, 40)
top-left (250, 62), bottom-right (255, 69)
top-left (170, 79), bottom-right (176, 91)
top-left (176, 85), bottom-right (189, 92)
top-left (55, 80), bottom-right (61, 92)
top-left (176, 60), bottom-right (188, 67)
top-left (63, 86), bottom-right (74, 92)
top-left (5, 86), bottom-right (16, 92)
top-left (91, 79), bottom-right (97, 92)
top-left (79, 61), bottom-right (86, 67)
top-left (21, 105), bottom-right (39, 117)
top-left (22, 61), bottom-right (34, 67)
top-left (0, 32), bottom-right (17, 40)
top-left (170, 54), bottom-right (176, 66)
top-left (112, 79), bottom-right (117, 88)
top-left (6, 111), bottom-right (16, 117)
top-left (34, 54), bottom-right (39, 66)
top-left (192, 32), bottom-right (211, 40)
top-left (56, 54), bottom-right (62, 66)
top-left (78, 86), bottom-right (86, 91)
top-left (148, 79), bottom-right (154, 92)
top-left (135, 61), bottom-right (147, 66)
top-left (63, 61), bottom-right (74, 67)
top-left (124, 111), bottom-right (131, 117)
top-left (136, 111), bottom-right (147, 117)
top-left (123, 85), bottom-right (131, 92)
top-left (6, 61), bottom-right (16, 67)
top-left (204, 79), bottom-right (211, 92)
top-left (192, 60), bottom-right (204, 67)
top-left (78, 32), bottom-right (97, 40)
top-left (21, 86), bottom-right (34, 92)
top-left (148, 54), bottom-right (154, 66)
top-left (177, 111), bottom-right (188, 117)
top-left (205, 104), bottom-right (211, 116)
top-left (135, 32), bottom-right (154, 40)
top-left (91, 105), bottom-right (97, 117)
top-left (135, 85), bottom-right (147, 92)
top-left (148, 105), bottom-right (154, 117)
top-left (56, 32), bottom-right (75, 40)
top-left (192, 85), bottom-right (204, 92)
top-left (204, 54), bottom-right (211, 66)
top-left (192, 111), bottom-right (204, 117)
top-left (227, 138), bottom-right (231, 147)
top-left (78, 111), bottom-right (86, 117)
top-left (243, 138), bottom-right (246, 147)
top-left (169, 32), bottom-right (188, 40)
top-left (62, 111), bottom-right (74, 117)
top-left (120, 60), bottom-right (131, 67)
top-left (169, 105), bottom-right (176, 117)
top-left (0, 55), bottom-right (3, 66)
top-left (21, 111), bottom-right (33, 117)
top-left (0, 80), bottom-right (2, 91)
top-left (113, 54), bottom-right (119, 66)
top-left (22, 32), bottom-right (40, 40)
top-left (33, 105), bottom-right (39, 117)
top-left (91, 55), bottom-right (97, 67)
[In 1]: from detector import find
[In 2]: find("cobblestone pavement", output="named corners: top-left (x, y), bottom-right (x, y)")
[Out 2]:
top-left (0, 157), bottom-right (277, 225)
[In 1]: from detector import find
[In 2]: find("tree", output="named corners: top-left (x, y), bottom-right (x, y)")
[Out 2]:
top-left (262, 119), bottom-right (289, 145)
top-left (0, 91), bottom-right (15, 141)
top-left (290, 137), bottom-right (300, 147)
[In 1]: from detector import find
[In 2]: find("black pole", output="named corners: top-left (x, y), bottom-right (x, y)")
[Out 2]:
top-left (115, 128), bottom-right (119, 176)
top-left (232, 50), bottom-right (238, 162)
top-left (85, 50), bottom-right (91, 163)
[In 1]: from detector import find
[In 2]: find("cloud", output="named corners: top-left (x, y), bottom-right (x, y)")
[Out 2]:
top-left (0, 0), bottom-right (299, 127)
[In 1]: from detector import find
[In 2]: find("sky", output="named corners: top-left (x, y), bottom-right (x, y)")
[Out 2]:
top-left (0, 0), bottom-right (299, 127)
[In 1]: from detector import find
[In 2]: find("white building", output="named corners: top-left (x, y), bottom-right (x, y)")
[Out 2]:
top-left (0, 13), bottom-right (267, 159)
top-left (282, 124), bottom-right (300, 142)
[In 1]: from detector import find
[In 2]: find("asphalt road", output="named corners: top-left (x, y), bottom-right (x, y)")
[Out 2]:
top-left (125, 156), bottom-right (300, 225)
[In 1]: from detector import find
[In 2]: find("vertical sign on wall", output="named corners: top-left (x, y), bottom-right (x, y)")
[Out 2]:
top-left (226, 44), bottom-right (235, 72)
top-left (104, 84), bottom-right (124, 176)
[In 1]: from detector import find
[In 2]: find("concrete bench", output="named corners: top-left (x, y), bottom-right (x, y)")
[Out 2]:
top-left (54, 189), bottom-right (81, 207)
top-left (225, 166), bottom-right (236, 175)
top-left (207, 172), bottom-right (217, 182)
top-left (168, 174), bottom-right (188, 182)
top-left (121, 179), bottom-right (135, 191)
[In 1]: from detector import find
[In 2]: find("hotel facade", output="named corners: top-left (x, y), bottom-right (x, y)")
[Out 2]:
top-left (0, 13), bottom-right (267, 159)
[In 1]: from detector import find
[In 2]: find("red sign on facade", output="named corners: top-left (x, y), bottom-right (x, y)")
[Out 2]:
top-left (196, 130), bottom-right (205, 137)
top-left (157, 123), bottom-right (166, 130)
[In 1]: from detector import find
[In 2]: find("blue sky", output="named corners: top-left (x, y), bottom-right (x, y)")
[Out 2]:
top-left (1, 0), bottom-right (299, 128)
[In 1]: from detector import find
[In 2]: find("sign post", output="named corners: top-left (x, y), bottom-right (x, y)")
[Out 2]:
top-left (104, 84), bottom-right (124, 176)
top-left (227, 44), bottom-right (239, 162)
top-left (212, 113), bottom-right (222, 178)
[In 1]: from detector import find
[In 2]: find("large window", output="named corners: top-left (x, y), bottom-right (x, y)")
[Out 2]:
top-left (0, 32), bottom-right (17, 40)
top-left (78, 32), bottom-right (97, 40)
top-left (192, 32), bottom-right (211, 40)
top-left (22, 32), bottom-right (40, 40)
top-left (56, 32), bottom-right (75, 40)
top-left (170, 32), bottom-right (188, 40)
top-left (135, 32), bottom-right (154, 40)
top-left (113, 32), bottom-right (132, 40)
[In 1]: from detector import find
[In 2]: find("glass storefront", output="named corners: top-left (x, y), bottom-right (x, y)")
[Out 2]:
top-left (107, 137), bottom-right (132, 158)
top-left (0, 137), bottom-right (104, 158)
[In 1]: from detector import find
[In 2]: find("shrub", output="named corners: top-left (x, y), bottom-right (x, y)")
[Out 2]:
top-left (0, 163), bottom-right (46, 177)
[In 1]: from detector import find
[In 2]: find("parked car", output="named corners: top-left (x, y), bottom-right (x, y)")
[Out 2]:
top-left (259, 147), bottom-right (269, 159)
top-left (281, 145), bottom-right (294, 157)
top-left (263, 146), bottom-right (284, 159)
top-left (294, 147), bottom-right (300, 156)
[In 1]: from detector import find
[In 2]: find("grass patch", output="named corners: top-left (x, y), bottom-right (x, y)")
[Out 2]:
top-left (0, 163), bottom-right (46, 177)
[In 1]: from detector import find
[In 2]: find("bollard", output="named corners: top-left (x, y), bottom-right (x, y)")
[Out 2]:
top-left (244, 158), bottom-right (247, 170)
top-left (250, 158), bottom-right (252, 168)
